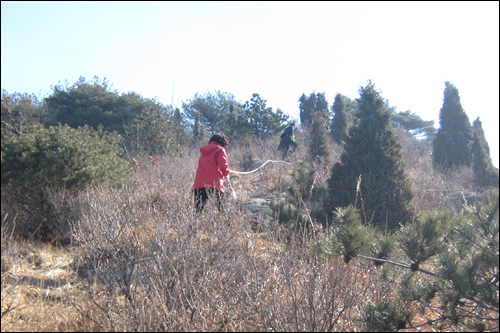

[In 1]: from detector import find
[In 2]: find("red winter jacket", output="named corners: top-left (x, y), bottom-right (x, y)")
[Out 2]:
top-left (193, 141), bottom-right (230, 192)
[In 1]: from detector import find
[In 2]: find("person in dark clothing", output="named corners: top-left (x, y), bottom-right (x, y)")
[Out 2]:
top-left (192, 133), bottom-right (230, 213)
top-left (278, 122), bottom-right (297, 158)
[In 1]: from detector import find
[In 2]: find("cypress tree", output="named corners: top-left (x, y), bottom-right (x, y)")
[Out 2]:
top-left (471, 117), bottom-right (499, 188)
top-left (315, 92), bottom-right (330, 124)
top-left (299, 93), bottom-right (315, 127)
top-left (432, 81), bottom-right (471, 170)
top-left (309, 112), bottom-right (330, 161)
top-left (324, 82), bottom-right (414, 230)
top-left (299, 92), bottom-right (329, 128)
top-left (330, 93), bottom-right (349, 144)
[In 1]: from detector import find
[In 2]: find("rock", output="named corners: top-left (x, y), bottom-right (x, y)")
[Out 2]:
top-left (241, 197), bottom-right (273, 232)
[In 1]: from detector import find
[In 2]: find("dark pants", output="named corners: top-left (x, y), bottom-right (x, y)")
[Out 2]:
top-left (278, 136), bottom-right (297, 158)
top-left (194, 188), bottom-right (225, 213)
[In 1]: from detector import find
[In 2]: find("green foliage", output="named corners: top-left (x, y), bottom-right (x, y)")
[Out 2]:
top-left (321, 205), bottom-right (375, 263)
top-left (324, 82), bottom-right (414, 230)
top-left (2, 124), bottom-right (132, 189)
top-left (330, 93), bottom-right (349, 144)
top-left (242, 93), bottom-right (289, 139)
top-left (123, 103), bottom-right (174, 155)
top-left (43, 76), bottom-right (177, 155)
top-left (44, 76), bottom-right (121, 132)
top-left (391, 110), bottom-right (436, 140)
top-left (396, 211), bottom-right (452, 265)
top-left (471, 117), bottom-right (499, 188)
top-left (309, 112), bottom-right (330, 161)
top-left (299, 92), bottom-right (329, 128)
top-left (270, 193), bottom-right (308, 230)
top-left (316, 192), bottom-right (498, 330)
top-left (1, 124), bottom-right (134, 240)
top-left (372, 191), bottom-right (498, 331)
top-left (370, 232), bottom-right (397, 265)
top-left (437, 191), bottom-right (499, 312)
top-left (182, 90), bottom-right (235, 134)
top-left (191, 112), bottom-right (205, 147)
top-left (362, 298), bottom-right (413, 332)
top-left (432, 81), bottom-right (472, 170)
top-left (270, 161), bottom-right (324, 231)
top-left (1, 89), bottom-right (44, 135)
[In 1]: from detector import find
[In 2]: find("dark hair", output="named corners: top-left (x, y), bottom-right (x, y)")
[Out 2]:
top-left (209, 133), bottom-right (229, 147)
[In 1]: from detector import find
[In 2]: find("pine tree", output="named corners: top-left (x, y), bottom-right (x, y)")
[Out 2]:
top-left (324, 82), bottom-right (414, 230)
top-left (471, 117), bottom-right (499, 188)
top-left (330, 93), bottom-right (349, 144)
top-left (432, 81), bottom-right (471, 170)
top-left (309, 112), bottom-right (330, 161)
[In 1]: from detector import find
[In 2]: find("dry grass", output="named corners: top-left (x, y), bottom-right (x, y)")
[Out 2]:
top-left (2, 133), bottom-right (494, 332)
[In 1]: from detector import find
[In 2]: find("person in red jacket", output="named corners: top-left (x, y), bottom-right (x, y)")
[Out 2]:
top-left (192, 133), bottom-right (230, 213)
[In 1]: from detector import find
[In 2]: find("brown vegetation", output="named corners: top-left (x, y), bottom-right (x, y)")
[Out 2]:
top-left (2, 134), bottom-right (496, 332)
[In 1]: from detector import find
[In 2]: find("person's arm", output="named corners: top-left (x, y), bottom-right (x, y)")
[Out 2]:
top-left (216, 148), bottom-right (230, 177)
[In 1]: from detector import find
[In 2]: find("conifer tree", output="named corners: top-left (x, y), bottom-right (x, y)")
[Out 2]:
top-left (192, 113), bottom-right (204, 147)
top-left (330, 93), bottom-right (349, 144)
top-left (324, 82), bottom-right (414, 230)
top-left (299, 93), bottom-right (315, 127)
top-left (471, 117), bottom-right (499, 188)
top-left (314, 92), bottom-right (330, 124)
top-left (299, 92), bottom-right (329, 128)
top-left (432, 81), bottom-right (471, 170)
top-left (309, 112), bottom-right (330, 161)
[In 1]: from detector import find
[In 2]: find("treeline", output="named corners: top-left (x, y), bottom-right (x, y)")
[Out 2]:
top-left (2, 76), bottom-right (440, 155)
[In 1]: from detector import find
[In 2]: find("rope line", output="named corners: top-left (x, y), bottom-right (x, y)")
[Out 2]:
top-left (229, 159), bottom-right (294, 175)
top-left (227, 159), bottom-right (294, 200)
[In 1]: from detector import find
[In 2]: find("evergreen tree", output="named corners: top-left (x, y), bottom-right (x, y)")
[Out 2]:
top-left (324, 82), bottom-right (414, 230)
top-left (330, 93), bottom-right (349, 144)
top-left (1, 90), bottom-right (44, 135)
top-left (391, 110), bottom-right (436, 140)
top-left (182, 90), bottom-right (235, 134)
top-left (299, 93), bottom-right (315, 127)
top-left (299, 92), bottom-right (329, 128)
top-left (170, 108), bottom-right (186, 149)
top-left (432, 81), bottom-right (471, 170)
top-left (309, 112), bottom-right (330, 161)
top-left (243, 93), bottom-right (288, 138)
top-left (314, 92), bottom-right (330, 124)
top-left (192, 113), bottom-right (204, 147)
top-left (124, 104), bottom-right (173, 155)
top-left (44, 76), bottom-right (122, 133)
top-left (223, 101), bottom-right (251, 140)
top-left (1, 124), bottom-right (133, 240)
top-left (471, 117), bottom-right (499, 188)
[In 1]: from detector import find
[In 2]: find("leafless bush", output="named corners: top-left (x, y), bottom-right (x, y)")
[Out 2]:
top-left (64, 158), bottom-right (385, 331)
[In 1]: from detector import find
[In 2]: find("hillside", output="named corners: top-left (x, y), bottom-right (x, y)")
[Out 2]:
top-left (2, 132), bottom-right (498, 332)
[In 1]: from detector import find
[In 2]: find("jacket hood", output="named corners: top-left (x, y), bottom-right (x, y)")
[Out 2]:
top-left (200, 142), bottom-right (223, 156)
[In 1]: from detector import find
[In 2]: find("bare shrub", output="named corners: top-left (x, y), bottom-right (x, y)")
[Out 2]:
top-left (64, 160), bottom-right (384, 331)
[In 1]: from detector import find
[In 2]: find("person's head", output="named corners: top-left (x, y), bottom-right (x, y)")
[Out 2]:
top-left (209, 133), bottom-right (229, 147)
top-left (290, 122), bottom-right (296, 128)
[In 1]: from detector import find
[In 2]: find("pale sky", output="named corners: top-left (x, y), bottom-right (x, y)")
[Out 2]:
top-left (2, 1), bottom-right (498, 167)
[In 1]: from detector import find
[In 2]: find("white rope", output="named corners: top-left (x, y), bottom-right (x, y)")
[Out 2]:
top-left (226, 159), bottom-right (294, 200)
top-left (229, 159), bottom-right (294, 175)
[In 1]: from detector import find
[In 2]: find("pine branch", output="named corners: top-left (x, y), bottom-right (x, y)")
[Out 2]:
top-left (357, 254), bottom-right (438, 277)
